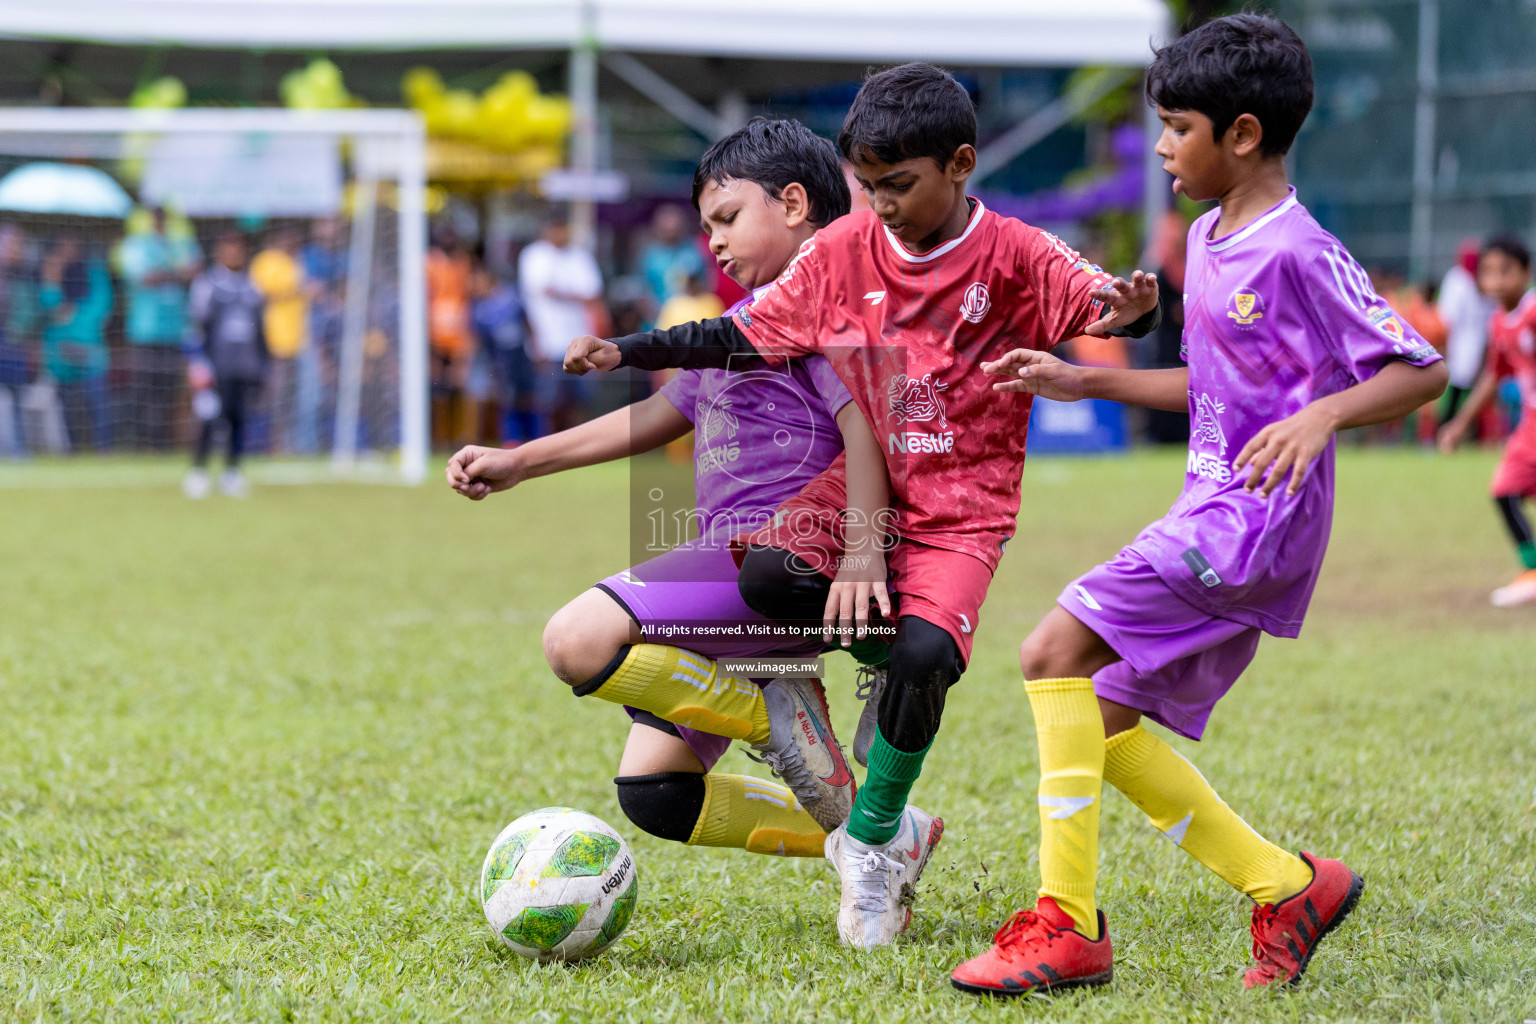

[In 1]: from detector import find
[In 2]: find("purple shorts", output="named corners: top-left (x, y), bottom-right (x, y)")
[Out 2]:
top-left (1059, 547), bottom-right (1262, 741)
top-left (596, 540), bottom-right (822, 770)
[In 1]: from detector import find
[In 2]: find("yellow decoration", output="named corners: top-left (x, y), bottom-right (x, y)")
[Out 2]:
top-left (129, 76), bottom-right (187, 110)
top-left (281, 58), bottom-right (359, 111)
top-left (400, 66), bottom-right (571, 157)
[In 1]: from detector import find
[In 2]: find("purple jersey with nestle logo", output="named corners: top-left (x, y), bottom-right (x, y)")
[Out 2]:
top-left (1127, 189), bottom-right (1442, 637)
top-left (658, 287), bottom-right (852, 542)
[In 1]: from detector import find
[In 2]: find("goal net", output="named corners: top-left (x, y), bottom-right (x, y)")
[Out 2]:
top-left (0, 107), bottom-right (427, 484)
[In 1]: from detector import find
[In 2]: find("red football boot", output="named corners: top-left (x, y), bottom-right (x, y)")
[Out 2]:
top-left (1245, 852), bottom-right (1364, 988)
top-left (950, 896), bottom-right (1113, 997)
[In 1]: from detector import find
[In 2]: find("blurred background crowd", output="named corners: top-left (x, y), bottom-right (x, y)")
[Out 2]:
top-left (0, 0), bottom-right (1529, 470)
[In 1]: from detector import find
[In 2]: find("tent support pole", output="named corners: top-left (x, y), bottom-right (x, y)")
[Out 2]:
top-left (972, 68), bottom-right (1133, 184)
top-left (1142, 97), bottom-right (1166, 266)
top-left (568, 3), bottom-right (599, 250)
top-left (601, 52), bottom-right (727, 141)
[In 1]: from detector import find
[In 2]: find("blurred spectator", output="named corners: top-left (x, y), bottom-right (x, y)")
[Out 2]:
top-left (40, 233), bottom-right (114, 452)
top-left (428, 226), bottom-right (475, 447)
top-left (518, 206), bottom-right (602, 432)
top-left (1439, 238), bottom-right (1493, 424)
top-left (1392, 280), bottom-right (1448, 445)
top-left (183, 232), bottom-right (266, 499)
top-left (639, 204), bottom-right (707, 320)
top-left (251, 226), bottom-right (317, 454)
top-left (469, 257), bottom-right (536, 444)
top-left (118, 207), bottom-right (200, 451)
top-left (0, 225), bottom-right (39, 457)
top-left (655, 267), bottom-right (725, 330)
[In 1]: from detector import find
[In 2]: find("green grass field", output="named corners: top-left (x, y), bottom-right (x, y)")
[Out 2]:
top-left (2, 448), bottom-right (1532, 1022)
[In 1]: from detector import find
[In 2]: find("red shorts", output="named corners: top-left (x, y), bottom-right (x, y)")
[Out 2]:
top-left (1491, 426), bottom-right (1536, 497)
top-left (735, 473), bottom-right (993, 665)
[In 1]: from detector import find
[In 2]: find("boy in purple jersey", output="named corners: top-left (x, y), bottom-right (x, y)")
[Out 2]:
top-left (448, 119), bottom-right (887, 859)
top-left (950, 15), bottom-right (1447, 997)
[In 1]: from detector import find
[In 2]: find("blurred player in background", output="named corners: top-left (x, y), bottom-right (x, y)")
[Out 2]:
top-left (1438, 236), bottom-right (1536, 606)
top-left (183, 232), bottom-right (268, 499)
top-left (449, 118), bottom-right (873, 861)
top-left (951, 15), bottom-right (1446, 997)
top-left (1438, 239), bottom-right (1493, 424)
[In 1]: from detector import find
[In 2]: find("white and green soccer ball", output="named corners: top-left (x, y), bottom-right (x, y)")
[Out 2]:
top-left (480, 807), bottom-right (638, 962)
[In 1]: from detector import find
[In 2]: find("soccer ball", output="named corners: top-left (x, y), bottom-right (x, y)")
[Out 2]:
top-left (480, 807), bottom-right (638, 962)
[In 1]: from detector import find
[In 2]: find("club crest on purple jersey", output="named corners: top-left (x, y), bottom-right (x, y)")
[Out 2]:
top-left (1226, 288), bottom-right (1266, 328)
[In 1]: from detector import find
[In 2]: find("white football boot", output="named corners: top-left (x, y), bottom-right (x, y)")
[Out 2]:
top-left (851, 663), bottom-right (888, 768)
top-left (825, 804), bottom-right (945, 948)
top-left (219, 469), bottom-right (250, 498)
top-left (747, 677), bottom-right (856, 832)
top-left (181, 468), bottom-right (210, 500)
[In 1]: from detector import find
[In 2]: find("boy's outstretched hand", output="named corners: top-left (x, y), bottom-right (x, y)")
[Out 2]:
top-left (564, 335), bottom-right (622, 375)
top-left (1232, 404), bottom-right (1333, 498)
top-left (1083, 270), bottom-right (1159, 337)
top-left (445, 445), bottom-right (526, 501)
top-left (982, 348), bottom-right (1087, 401)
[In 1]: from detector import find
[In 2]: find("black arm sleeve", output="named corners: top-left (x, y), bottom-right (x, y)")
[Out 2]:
top-left (1108, 296), bottom-right (1163, 339)
top-left (613, 316), bottom-right (768, 372)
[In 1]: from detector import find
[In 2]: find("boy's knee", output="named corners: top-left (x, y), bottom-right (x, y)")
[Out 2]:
top-left (737, 545), bottom-right (808, 621)
top-left (613, 772), bottom-right (705, 843)
top-left (1019, 630), bottom-right (1063, 681)
top-left (891, 618), bottom-right (963, 691)
top-left (541, 613), bottom-right (584, 686)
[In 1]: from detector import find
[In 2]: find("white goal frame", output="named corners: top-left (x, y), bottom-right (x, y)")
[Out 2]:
top-left (0, 107), bottom-right (429, 484)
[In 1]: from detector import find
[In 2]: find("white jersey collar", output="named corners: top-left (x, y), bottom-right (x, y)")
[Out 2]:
top-left (1205, 187), bottom-right (1299, 253)
top-left (881, 199), bottom-right (986, 264)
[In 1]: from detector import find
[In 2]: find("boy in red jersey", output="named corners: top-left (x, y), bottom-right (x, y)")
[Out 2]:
top-left (566, 63), bottom-right (1161, 947)
top-left (1439, 236), bottom-right (1536, 606)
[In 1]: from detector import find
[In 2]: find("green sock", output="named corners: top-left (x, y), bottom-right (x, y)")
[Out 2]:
top-left (846, 640), bottom-right (889, 668)
top-left (1519, 540), bottom-right (1536, 570)
top-left (846, 729), bottom-right (929, 845)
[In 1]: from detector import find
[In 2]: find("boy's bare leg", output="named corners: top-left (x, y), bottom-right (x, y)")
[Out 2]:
top-left (542, 588), bottom-right (643, 687)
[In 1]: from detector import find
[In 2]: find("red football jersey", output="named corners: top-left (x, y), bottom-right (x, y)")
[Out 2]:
top-left (1488, 289), bottom-right (1536, 441)
top-left (732, 202), bottom-right (1112, 570)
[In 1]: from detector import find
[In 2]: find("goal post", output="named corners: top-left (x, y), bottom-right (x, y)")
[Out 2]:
top-left (0, 107), bottom-right (428, 484)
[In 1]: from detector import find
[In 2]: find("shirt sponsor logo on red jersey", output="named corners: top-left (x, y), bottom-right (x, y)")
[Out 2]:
top-left (1226, 288), bottom-right (1266, 327)
top-left (886, 372), bottom-right (954, 455)
top-left (959, 282), bottom-right (991, 324)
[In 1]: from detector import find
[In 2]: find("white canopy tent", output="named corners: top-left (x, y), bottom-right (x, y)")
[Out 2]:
top-left (0, 0), bottom-right (1167, 66)
top-left (0, 0), bottom-right (1171, 236)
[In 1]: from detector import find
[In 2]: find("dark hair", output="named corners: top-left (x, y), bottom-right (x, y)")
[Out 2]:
top-left (691, 117), bottom-right (850, 228)
top-left (216, 230), bottom-right (247, 249)
top-left (1483, 235), bottom-right (1531, 271)
top-left (837, 62), bottom-right (976, 169)
top-left (1146, 14), bottom-right (1314, 157)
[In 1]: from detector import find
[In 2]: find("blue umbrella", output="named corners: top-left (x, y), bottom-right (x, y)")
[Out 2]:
top-left (0, 162), bottom-right (133, 217)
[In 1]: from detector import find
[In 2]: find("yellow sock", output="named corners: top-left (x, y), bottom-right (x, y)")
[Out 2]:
top-left (1026, 677), bottom-right (1103, 939)
top-left (1103, 725), bottom-right (1312, 905)
top-left (686, 774), bottom-right (826, 856)
top-left (582, 644), bottom-right (769, 743)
